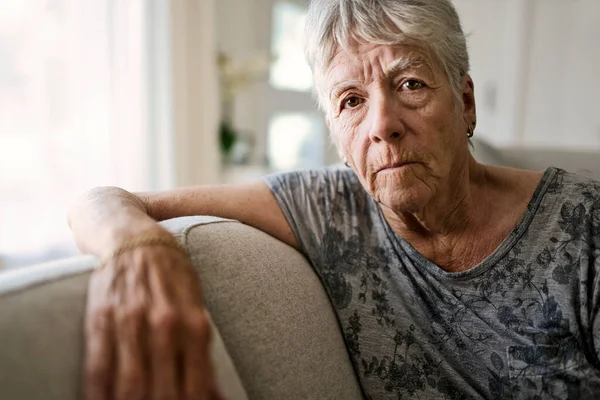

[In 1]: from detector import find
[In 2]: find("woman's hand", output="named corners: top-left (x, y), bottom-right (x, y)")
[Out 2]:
top-left (68, 183), bottom-right (292, 398)
top-left (84, 243), bottom-right (224, 400)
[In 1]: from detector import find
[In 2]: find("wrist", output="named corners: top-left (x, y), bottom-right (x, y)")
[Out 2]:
top-left (103, 217), bottom-right (169, 250)
top-left (101, 231), bottom-right (187, 266)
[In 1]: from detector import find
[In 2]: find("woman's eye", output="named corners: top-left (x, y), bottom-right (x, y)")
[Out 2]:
top-left (401, 79), bottom-right (424, 91)
top-left (344, 96), bottom-right (361, 109)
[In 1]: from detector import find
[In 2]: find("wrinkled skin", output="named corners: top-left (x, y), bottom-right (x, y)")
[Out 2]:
top-left (324, 43), bottom-right (476, 220)
top-left (85, 244), bottom-right (224, 400)
top-left (322, 42), bottom-right (544, 273)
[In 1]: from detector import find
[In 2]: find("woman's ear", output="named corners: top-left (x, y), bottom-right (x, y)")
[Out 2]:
top-left (461, 74), bottom-right (476, 127)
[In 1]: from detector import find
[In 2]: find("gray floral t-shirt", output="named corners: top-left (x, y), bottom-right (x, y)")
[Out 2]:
top-left (265, 167), bottom-right (600, 400)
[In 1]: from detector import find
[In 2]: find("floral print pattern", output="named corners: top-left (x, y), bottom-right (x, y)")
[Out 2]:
top-left (265, 167), bottom-right (600, 399)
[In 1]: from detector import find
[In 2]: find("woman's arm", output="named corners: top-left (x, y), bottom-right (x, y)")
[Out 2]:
top-left (68, 181), bottom-right (297, 256)
top-left (67, 181), bottom-right (296, 400)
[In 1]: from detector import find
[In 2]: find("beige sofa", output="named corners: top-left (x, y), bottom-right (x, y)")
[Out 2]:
top-left (0, 141), bottom-right (598, 399)
top-left (0, 216), bottom-right (365, 400)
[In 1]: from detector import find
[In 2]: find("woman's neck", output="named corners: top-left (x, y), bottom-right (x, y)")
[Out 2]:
top-left (380, 161), bottom-right (544, 272)
top-left (382, 157), bottom-right (486, 238)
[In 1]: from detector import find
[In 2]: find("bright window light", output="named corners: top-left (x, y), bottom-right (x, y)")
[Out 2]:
top-left (269, 2), bottom-right (312, 92)
top-left (0, 1), bottom-right (150, 269)
top-left (267, 113), bottom-right (325, 171)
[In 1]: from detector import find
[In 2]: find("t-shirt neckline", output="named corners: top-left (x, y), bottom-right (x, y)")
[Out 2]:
top-left (376, 166), bottom-right (559, 281)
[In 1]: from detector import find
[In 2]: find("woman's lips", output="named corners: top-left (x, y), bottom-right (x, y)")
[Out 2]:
top-left (377, 161), bottom-right (416, 173)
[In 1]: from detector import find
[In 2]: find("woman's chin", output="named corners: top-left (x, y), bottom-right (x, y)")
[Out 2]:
top-left (373, 186), bottom-right (432, 214)
top-left (366, 169), bottom-right (436, 212)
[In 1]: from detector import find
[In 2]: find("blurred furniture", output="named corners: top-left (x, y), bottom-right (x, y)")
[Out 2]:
top-left (471, 138), bottom-right (600, 180)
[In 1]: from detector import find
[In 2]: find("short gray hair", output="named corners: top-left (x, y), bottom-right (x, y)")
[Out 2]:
top-left (304, 0), bottom-right (470, 111)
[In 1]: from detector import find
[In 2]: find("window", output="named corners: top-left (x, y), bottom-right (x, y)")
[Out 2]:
top-left (269, 1), bottom-right (312, 92)
top-left (0, 1), bottom-right (158, 269)
top-left (268, 112), bottom-right (325, 170)
top-left (264, 0), bottom-right (328, 171)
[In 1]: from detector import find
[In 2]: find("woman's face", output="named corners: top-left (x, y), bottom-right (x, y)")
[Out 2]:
top-left (323, 43), bottom-right (475, 213)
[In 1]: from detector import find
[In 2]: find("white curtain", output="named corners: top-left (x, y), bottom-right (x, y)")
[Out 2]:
top-left (0, 0), bottom-right (221, 269)
top-left (0, 1), bottom-right (153, 267)
top-left (170, 0), bottom-right (220, 186)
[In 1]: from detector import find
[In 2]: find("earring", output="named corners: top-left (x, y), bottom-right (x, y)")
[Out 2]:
top-left (343, 157), bottom-right (350, 168)
top-left (467, 124), bottom-right (474, 138)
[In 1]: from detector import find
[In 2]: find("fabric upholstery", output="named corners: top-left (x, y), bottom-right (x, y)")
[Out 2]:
top-left (0, 217), bottom-right (248, 400)
top-left (165, 216), bottom-right (364, 400)
top-left (0, 216), bottom-right (362, 400)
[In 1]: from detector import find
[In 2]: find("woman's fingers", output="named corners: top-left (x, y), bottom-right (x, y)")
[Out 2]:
top-left (149, 308), bottom-right (179, 400)
top-left (147, 260), bottom-right (181, 398)
top-left (85, 270), bottom-right (117, 400)
top-left (114, 303), bottom-right (148, 400)
top-left (182, 308), bottom-right (214, 400)
top-left (85, 250), bottom-right (220, 400)
top-left (84, 304), bottom-right (114, 400)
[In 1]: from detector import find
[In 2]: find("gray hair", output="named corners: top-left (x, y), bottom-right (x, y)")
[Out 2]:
top-left (304, 0), bottom-right (470, 111)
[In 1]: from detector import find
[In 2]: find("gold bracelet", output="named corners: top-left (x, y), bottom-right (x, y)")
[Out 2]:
top-left (100, 234), bottom-right (188, 265)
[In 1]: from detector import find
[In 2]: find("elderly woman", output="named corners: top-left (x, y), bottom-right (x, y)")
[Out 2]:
top-left (69, 0), bottom-right (600, 399)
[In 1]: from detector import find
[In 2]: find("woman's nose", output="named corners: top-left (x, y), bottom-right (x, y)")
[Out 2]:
top-left (367, 96), bottom-right (404, 143)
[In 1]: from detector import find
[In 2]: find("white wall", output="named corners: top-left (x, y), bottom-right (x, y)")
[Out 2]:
top-left (170, 0), bottom-right (221, 185)
top-left (522, 0), bottom-right (600, 149)
top-left (455, 0), bottom-right (600, 150)
top-left (453, 0), bottom-right (514, 145)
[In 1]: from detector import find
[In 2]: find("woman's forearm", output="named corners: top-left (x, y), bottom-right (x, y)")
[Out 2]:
top-left (75, 186), bottom-right (222, 400)
top-left (67, 186), bottom-right (169, 257)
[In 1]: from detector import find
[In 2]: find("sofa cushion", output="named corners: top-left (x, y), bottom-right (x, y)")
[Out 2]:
top-left (166, 216), bottom-right (364, 400)
top-left (0, 216), bottom-right (363, 400)
top-left (0, 219), bottom-right (246, 400)
top-left (499, 147), bottom-right (600, 180)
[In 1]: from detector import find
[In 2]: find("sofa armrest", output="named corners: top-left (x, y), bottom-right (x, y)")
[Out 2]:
top-left (163, 216), bottom-right (363, 399)
top-left (0, 216), bottom-right (363, 400)
top-left (0, 244), bottom-right (246, 400)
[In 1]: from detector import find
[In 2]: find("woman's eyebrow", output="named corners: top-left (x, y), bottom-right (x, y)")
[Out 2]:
top-left (385, 57), bottom-right (425, 79)
top-left (328, 56), bottom-right (428, 100)
top-left (330, 81), bottom-right (360, 100)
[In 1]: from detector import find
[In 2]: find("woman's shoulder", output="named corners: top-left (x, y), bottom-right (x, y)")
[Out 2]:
top-left (543, 167), bottom-right (600, 201)
top-left (296, 165), bottom-right (359, 182)
top-left (264, 166), bottom-right (371, 212)
top-left (264, 166), bottom-right (379, 230)
top-left (485, 165), bottom-right (599, 200)
top-left (266, 166), bottom-right (361, 192)
top-left (480, 166), bottom-right (599, 235)
top-left (522, 167), bottom-right (600, 236)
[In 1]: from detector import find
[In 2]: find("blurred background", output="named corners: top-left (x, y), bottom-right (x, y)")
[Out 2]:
top-left (0, 0), bottom-right (599, 269)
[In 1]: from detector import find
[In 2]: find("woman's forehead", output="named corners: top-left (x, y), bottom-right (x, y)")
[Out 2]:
top-left (322, 44), bottom-right (438, 89)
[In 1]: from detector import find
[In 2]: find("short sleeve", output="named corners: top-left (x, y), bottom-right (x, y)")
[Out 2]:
top-left (591, 198), bottom-right (600, 361)
top-left (263, 167), bottom-right (366, 269)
